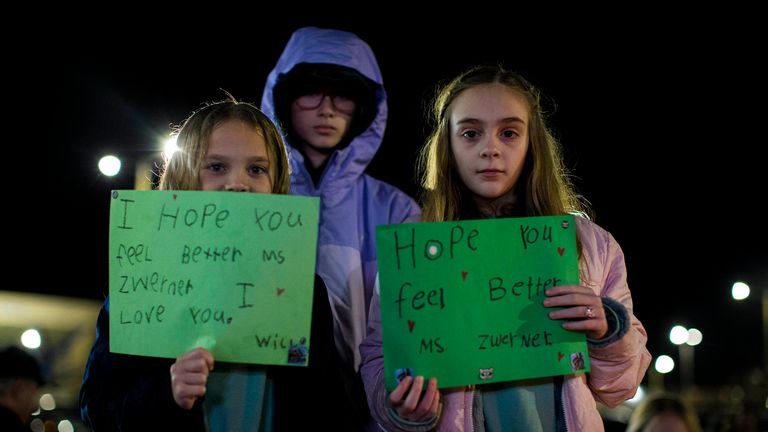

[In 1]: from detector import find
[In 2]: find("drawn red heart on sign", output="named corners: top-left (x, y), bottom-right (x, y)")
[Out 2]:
top-left (461, 271), bottom-right (468, 281)
top-left (558, 352), bottom-right (565, 362)
top-left (557, 247), bottom-right (565, 256)
top-left (277, 287), bottom-right (285, 296)
top-left (408, 320), bottom-right (415, 332)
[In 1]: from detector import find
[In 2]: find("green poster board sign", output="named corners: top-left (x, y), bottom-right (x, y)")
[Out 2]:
top-left (109, 190), bottom-right (319, 366)
top-left (376, 215), bottom-right (589, 389)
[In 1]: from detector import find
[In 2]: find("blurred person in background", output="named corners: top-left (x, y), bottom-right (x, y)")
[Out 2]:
top-left (626, 392), bottom-right (702, 432)
top-left (0, 346), bottom-right (45, 432)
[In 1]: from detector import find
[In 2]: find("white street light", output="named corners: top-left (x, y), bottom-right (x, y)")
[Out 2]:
top-left (98, 155), bottom-right (121, 176)
top-left (686, 328), bottom-right (703, 346)
top-left (21, 329), bottom-right (41, 349)
top-left (669, 324), bottom-right (696, 390)
top-left (730, 280), bottom-right (767, 377)
top-left (732, 281), bottom-right (750, 300)
top-left (669, 325), bottom-right (689, 345)
top-left (655, 355), bottom-right (675, 374)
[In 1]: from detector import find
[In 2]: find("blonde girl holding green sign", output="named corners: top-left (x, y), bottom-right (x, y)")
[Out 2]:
top-left (360, 65), bottom-right (651, 431)
top-left (80, 97), bottom-right (358, 431)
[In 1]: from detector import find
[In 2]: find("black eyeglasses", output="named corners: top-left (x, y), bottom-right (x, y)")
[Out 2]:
top-left (295, 93), bottom-right (356, 114)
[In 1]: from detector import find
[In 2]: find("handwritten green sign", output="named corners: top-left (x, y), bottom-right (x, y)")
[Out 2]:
top-left (109, 190), bottom-right (319, 366)
top-left (376, 215), bottom-right (589, 389)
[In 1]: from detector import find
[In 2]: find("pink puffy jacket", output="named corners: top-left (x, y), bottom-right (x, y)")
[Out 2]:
top-left (360, 217), bottom-right (651, 431)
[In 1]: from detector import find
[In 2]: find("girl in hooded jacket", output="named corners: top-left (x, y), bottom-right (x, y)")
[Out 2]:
top-left (261, 26), bottom-right (421, 429)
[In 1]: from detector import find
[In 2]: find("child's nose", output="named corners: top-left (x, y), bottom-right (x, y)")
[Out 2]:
top-left (480, 138), bottom-right (501, 158)
top-left (224, 171), bottom-right (249, 192)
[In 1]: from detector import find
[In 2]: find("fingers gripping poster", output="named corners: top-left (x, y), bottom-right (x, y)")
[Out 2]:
top-left (376, 215), bottom-right (589, 389)
top-left (109, 190), bottom-right (319, 366)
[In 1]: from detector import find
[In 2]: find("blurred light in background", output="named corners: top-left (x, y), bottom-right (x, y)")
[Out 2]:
top-left (30, 418), bottom-right (44, 432)
top-left (625, 385), bottom-right (646, 405)
top-left (39, 393), bottom-right (56, 411)
top-left (58, 419), bottom-right (74, 432)
top-left (731, 281), bottom-right (750, 300)
top-left (98, 155), bottom-right (122, 176)
top-left (163, 135), bottom-right (178, 160)
top-left (686, 328), bottom-right (703, 346)
top-left (21, 328), bottom-right (41, 349)
top-left (655, 355), bottom-right (675, 374)
top-left (669, 325), bottom-right (689, 345)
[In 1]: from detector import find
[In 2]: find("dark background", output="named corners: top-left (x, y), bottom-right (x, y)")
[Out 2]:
top-left (16, 13), bottom-right (767, 392)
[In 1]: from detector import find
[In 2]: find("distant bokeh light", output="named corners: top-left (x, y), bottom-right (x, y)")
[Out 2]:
top-left (98, 155), bottom-right (121, 176)
top-left (669, 325), bottom-right (689, 345)
top-left (57, 419), bottom-right (74, 432)
top-left (732, 281), bottom-right (750, 300)
top-left (686, 328), bottom-right (703, 346)
top-left (39, 393), bottom-right (56, 411)
top-left (655, 355), bottom-right (675, 373)
top-left (21, 329), bottom-right (41, 349)
top-left (164, 135), bottom-right (179, 160)
top-left (30, 418), bottom-right (44, 432)
top-left (625, 385), bottom-right (646, 405)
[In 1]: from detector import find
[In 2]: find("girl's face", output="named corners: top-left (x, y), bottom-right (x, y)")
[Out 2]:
top-left (291, 92), bottom-right (355, 154)
top-left (450, 83), bottom-right (530, 202)
top-left (199, 119), bottom-right (273, 193)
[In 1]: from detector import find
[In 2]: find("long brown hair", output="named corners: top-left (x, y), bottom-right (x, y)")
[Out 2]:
top-left (418, 65), bottom-right (589, 222)
top-left (158, 97), bottom-right (290, 194)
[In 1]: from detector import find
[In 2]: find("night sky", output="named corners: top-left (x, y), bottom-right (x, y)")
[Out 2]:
top-left (18, 14), bottom-right (767, 391)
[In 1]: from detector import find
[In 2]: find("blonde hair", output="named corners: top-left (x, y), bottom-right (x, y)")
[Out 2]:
top-left (418, 65), bottom-right (589, 222)
top-left (159, 97), bottom-right (290, 194)
top-left (627, 392), bottom-right (702, 432)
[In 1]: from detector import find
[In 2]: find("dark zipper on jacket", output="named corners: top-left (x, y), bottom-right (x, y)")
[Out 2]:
top-left (555, 375), bottom-right (567, 432)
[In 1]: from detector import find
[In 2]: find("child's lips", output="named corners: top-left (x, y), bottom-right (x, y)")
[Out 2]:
top-left (477, 168), bottom-right (504, 178)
